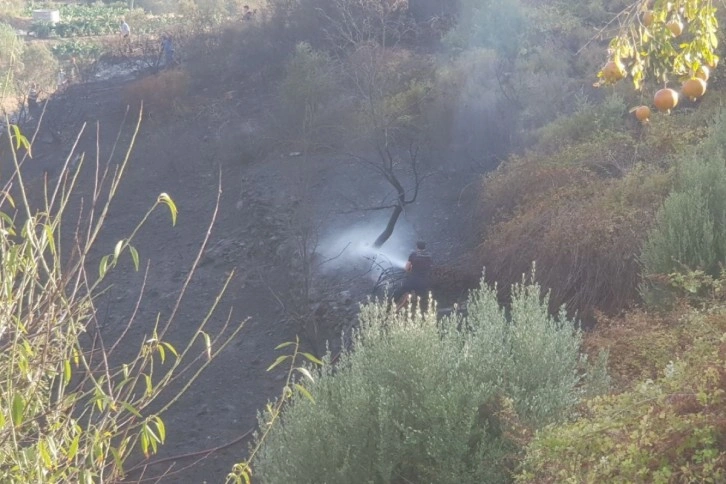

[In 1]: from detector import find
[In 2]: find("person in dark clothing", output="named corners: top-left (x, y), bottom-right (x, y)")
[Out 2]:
top-left (394, 240), bottom-right (433, 308)
top-left (160, 34), bottom-right (175, 68)
top-left (27, 83), bottom-right (39, 113)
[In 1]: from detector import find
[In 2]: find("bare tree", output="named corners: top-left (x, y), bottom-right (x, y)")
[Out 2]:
top-left (317, 0), bottom-right (412, 52)
top-left (342, 40), bottom-right (434, 248)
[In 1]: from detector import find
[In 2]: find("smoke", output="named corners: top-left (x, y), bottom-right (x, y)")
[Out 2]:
top-left (317, 219), bottom-right (416, 279)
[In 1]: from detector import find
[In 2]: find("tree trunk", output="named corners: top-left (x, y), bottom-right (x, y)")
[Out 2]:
top-left (373, 203), bottom-right (403, 248)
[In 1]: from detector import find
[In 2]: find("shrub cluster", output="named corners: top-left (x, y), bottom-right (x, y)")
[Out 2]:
top-left (251, 274), bottom-right (607, 483)
top-left (642, 111), bottom-right (726, 282)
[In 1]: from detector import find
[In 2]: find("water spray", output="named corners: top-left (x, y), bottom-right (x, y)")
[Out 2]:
top-left (318, 223), bottom-right (413, 280)
top-left (353, 242), bottom-right (407, 269)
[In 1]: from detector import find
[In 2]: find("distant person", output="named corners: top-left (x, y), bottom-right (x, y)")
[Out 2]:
top-left (120, 19), bottom-right (131, 53)
top-left (394, 240), bottom-right (433, 309)
top-left (243, 5), bottom-right (253, 21)
top-left (160, 34), bottom-right (175, 67)
top-left (27, 83), bottom-right (39, 112)
top-left (69, 57), bottom-right (80, 83)
top-left (56, 69), bottom-right (67, 90)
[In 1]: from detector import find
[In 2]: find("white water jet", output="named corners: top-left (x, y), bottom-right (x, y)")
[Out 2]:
top-left (318, 222), bottom-right (414, 279)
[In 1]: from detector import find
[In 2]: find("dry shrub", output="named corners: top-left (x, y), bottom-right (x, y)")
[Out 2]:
top-left (479, 153), bottom-right (596, 223)
top-left (520, 309), bottom-right (726, 483)
top-left (583, 309), bottom-right (687, 390)
top-left (123, 69), bottom-right (189, 114)
top-left (478, 165), bottom-right (670, 320)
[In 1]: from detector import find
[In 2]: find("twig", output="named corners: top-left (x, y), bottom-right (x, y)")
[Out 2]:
top-left (124, 428), bottom-right (254, 479)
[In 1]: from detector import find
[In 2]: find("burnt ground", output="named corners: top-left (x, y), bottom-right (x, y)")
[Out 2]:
top-left (3, 69), bottom-right (480, 482)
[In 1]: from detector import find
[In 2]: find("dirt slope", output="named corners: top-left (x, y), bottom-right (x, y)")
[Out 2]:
top-left (2, 68), bottom-right (478, 481)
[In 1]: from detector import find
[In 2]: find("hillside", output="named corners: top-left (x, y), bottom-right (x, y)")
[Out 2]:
top-left (2, 0), bottom-right (726, 482)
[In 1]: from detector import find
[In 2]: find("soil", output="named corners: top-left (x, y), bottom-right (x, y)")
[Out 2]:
top-left (2, 64), bottom-right (480, 482)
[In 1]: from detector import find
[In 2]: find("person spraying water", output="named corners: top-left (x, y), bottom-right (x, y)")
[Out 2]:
top-left (394, 240), bottom-right (433, 309)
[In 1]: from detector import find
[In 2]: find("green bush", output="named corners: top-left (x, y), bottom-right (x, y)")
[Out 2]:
top-left (535, 93), bottom-right (627, 153)
top-left (17, 42), bottom-right (59, 93)
top-left (251, 272), bottom-right (607, 483)
top-left (641, 111), bottom-right (726, 280)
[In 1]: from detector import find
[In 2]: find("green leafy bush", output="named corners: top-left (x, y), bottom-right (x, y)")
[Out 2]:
top-left (641, 111), bottom-right (726, 281)
top-left (535, 93), bottom-right (627, 154)
top-left (250, 273), bottom-right (606, 483)
top-left (17, 42), bottom-right (59, 93)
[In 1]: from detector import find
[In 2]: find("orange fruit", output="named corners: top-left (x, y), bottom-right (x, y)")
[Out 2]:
top-left (696, 65), bottom-right (710, 81)
top-left (667, 19), bottom-right (683, 36)
top-left (654, 88), bottom-right (679, 112)
top-left (634, 105), bottom-right (651, 124)
top-left (642, 10), bottom-right (654, 27)
top-left (682, 78), bottom-right (707, 101)
top-left (602, 60), bottom-right (626, 83)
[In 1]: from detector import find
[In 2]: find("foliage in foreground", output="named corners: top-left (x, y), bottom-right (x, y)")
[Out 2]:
top-left (0, 120), bottom-right (244, 482)
top-left (519, 306), bottom-right (726, 483)
top-left (250, 273), bottom-right (608, 484)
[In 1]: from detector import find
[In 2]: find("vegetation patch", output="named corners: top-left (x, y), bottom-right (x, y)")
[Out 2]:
top-left (519, 307), bottom-right (726, 483)
top-left (248, 274), bottom-right (608, 483)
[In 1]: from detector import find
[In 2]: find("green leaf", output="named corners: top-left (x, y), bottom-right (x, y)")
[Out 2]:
top-left (121, 401), bottom-right (142, 418)
top-left (157, 193), bottom-right (178, 226)
top-left (294, 383), bottom-right (315, 403)
top-left (1, 192), bottom-right (15, 208)
top-left (11, 394), bottom-right (24, 426)
top-left (114, 239), bottom-right (124, 260)
top-left (201, 331), bottom-right (212, 360)
top-left (301, 352), bottom-right (324, 366)
top-left (157, 343), bottom-right (166, 364)
top-left (144, 374), bottom-right (153, 397)
top-left (39, 440), bottom-right (52, 468)
top-left (162, 342), bottom-right (178, 359)
top-left (99, 254), bottom-right (111, 279)
top-left (140, 431), bottom-right (149, 458)
top-left (44, 225), bottom-right (56, 255)
top-left (294, 367), bottom-right (315, 383)
top-left (129, 245), bottom-right (140, 271)
top-left (154, 416), bottom-right (166, 443)
top-left (275, 341), bottom-right (296, 350)
top-left (64, 359), bottom-right (72, 386)
top-left (109, 446), bottom-right (124, 474)
top-left (0, 410), bottom-right (5, 429)
top-left (267, 354), bottom-right (290, 372)
top-left (67, 433), bottom-right (80, 461)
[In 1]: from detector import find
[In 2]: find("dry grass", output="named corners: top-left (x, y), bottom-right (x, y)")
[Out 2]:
top-left (123, 69), bottom-right (189, 115)
top-left (477, 163), bottom-right (670, 321)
